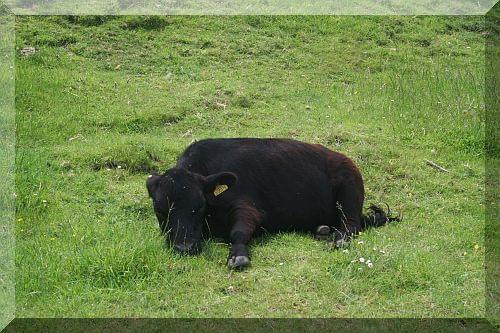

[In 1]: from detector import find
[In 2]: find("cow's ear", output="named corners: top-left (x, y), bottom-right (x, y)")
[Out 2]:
top-left (203, 172), bottom-right (238, 202)
top-left (146, 172), bottom-right (161, 198)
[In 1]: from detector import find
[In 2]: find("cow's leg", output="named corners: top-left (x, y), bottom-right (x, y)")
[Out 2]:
top-left (226, 203), bottom-right (261, 269)
top-left (332, 180), bottom-right (364, 248)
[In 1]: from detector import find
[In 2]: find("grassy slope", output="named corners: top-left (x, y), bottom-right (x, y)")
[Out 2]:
top-left (0, 8), bottom-right (15, 328)
top-left (14, 16), bottom-right (486, 317)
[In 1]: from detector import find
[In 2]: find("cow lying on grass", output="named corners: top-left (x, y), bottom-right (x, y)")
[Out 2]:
top-left (147, 138), bottom-right (399, 269)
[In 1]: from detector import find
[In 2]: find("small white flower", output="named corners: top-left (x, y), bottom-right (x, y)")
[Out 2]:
top-left (117, 165), bottom-right (122, 169)
top-left (279, 262), bottom-right (284, 266)
top-left (42, 200), bottom-right (47, 203)
top-left (367, 262), bottom-right (373, 268)
top-left (359, 257), bottom-right (365, 263)
top-left (357, 240), bottom-right (364, 245)
top-left (342, 249), bottom-right (349, 253)
top-left (379, 250), bottom-right (386, 254)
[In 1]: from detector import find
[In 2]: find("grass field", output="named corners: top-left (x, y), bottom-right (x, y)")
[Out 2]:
top-left (14, 15), bottom-right (486, 318)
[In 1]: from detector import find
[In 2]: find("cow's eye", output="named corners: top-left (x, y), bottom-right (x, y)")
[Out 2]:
top-left (191, 206), bottom-right (203, 214)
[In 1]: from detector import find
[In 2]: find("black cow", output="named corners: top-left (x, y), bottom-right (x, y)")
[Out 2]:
top-left (147, 138), bottom-right (399, 268)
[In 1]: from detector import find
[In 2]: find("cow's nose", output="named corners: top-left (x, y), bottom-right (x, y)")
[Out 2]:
top-left (174, 243), bottom-right (193, 254)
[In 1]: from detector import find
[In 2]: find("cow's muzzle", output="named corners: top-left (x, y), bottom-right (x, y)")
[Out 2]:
top-left (174, 242), bottom-right (200, 255)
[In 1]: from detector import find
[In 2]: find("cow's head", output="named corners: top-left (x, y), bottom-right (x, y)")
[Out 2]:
top-left (146, 167), bottom-right (237, 254)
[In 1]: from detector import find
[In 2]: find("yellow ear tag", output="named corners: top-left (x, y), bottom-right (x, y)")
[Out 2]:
top-left (213, 184), bottom-right (229, 196)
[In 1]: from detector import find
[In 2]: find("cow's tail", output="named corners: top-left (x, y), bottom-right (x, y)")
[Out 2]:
top-left (361, 204), bottom-right (402, 230)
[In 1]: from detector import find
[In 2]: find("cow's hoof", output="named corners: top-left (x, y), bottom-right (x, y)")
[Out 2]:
top-left (315, 225), bottom-right (331, 241)
top-left (228, 256), bottom-right (250, 269)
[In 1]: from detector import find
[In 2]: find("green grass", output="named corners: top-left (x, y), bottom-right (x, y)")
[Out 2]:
top-left (14, 15), bottom-right (486, 318)
top-left (0, 7), bottom-right (15, 329)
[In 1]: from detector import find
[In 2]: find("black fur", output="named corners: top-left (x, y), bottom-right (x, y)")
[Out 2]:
top-left (147, 138), bottom-right (400, 268)
top-left (362, 204), bottom-right (401, 229)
